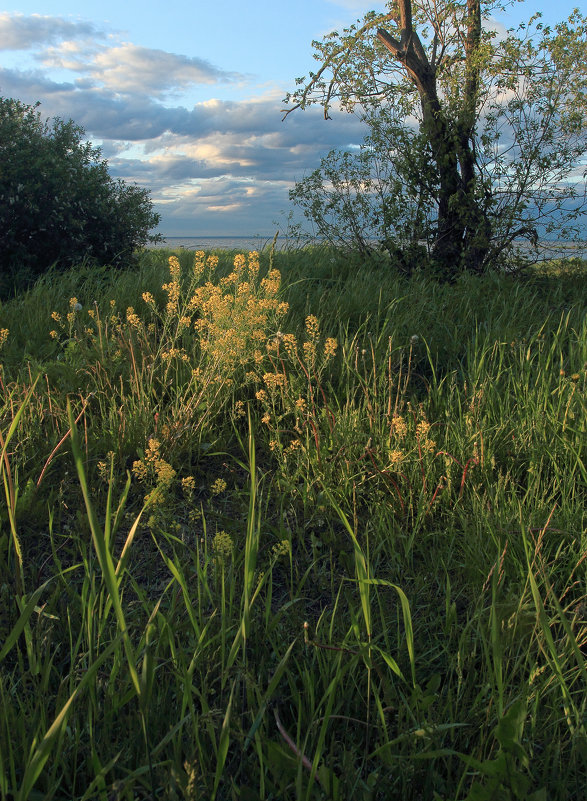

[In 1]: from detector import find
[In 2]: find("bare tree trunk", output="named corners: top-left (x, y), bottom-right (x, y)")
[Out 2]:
top-left (377, 0), bottom-right (491, 275)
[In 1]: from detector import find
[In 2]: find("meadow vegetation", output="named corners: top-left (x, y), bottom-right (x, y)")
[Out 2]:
top-left (0, 246), bottom-right (585, 800)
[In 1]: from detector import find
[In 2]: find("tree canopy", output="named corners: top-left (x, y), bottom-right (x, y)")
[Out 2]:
top-left (0, 97), bottom-right (161, 297)
top-left (285, 1), bottom-right (587, 276)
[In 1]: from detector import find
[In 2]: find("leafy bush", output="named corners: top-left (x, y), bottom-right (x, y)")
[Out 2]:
top-left (0, 96), bottom-right (161, 297)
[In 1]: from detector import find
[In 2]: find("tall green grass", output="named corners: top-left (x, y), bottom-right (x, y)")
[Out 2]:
top-left (0, 249), bottom-right (585, 799)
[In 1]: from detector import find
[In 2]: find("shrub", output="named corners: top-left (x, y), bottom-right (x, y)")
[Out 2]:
top-left (0, 96), bottom-right (161, 297)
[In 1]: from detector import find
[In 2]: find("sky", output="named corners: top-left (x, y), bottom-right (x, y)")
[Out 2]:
top-left (0, 0), bottom-right (583, 237)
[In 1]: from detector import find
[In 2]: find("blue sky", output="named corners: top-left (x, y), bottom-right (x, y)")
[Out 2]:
top-left (0, 1), bottom-right (583, 236)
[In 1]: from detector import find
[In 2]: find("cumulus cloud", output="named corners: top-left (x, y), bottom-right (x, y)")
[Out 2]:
top-left (0, 11), bottom-right (369, 234)
top-left (41, 41), bottom-right (243, 97)
top-left (0, 12), bottom-right (102, 50)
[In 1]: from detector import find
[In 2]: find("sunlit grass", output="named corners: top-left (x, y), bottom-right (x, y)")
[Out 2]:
top-left (0, 248), bottom-right (585, 800)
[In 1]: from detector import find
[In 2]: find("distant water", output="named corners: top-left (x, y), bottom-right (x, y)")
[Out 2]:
top-left (152, 235), bottom-right (293, 252)
top-left (152, 236), bottom-right (586, 259)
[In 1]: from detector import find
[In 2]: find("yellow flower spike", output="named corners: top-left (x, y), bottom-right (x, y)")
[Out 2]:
top-left (155, 459), bottom-right (176, 486)
top-left (212, 530), bottom-right (233, 559)
top-left (389, 450), bottom-right (404, 466)
top-left (302, 341), bottom-right (316, 365)
top-left (126, 307), bottom-right (141, 328)
top-left (324, 337), bottom-right (337, 358)
top-left (145, 439), bottom-right (161, 462)
top-left (168, 255), bottom-right (181, 281)
top-left (416, 420), bottom-right (431, 439)
top-left (263, 372), bottom-right (287, 390)
top-left (391, 415), bottom-right (407, 438)
top-left (305, 315), bottom-right (320, 340)
top-left (132, 460), bottom-right (148, 481)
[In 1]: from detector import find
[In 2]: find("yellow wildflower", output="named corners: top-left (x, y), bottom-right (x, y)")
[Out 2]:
top-left (272, 540), bottom-right (291, 559)
top-left (389, 450), bottom-right (404, 466)
top-left (213, 530), bottom-right (233, 559)
top-left (324, 337), bottom-right (337, 358)
top-left (391, 415), bottom-right (407, 438)
top-left (181, 476), bottom-right (196, 493)
top-left (126, 307), bottom-right (141, 328)
top-left (263, 372), bottom-right (287, 390)
top-left (416, 420), bottom-right (431, 439)
top-left (155, 459), bottom-right (176, 487)
top-left (305, 315), bottom-right (320, 340)
top-left (132, 460), bottom-right (148, 480)
top-left (303, 341), bottom-right (316, 365)
top-left (145, 439), bottom-right (160, 462)
top-left (282, 333), bottom-right (297, 359)
top-left (211, 478), bottom-right (227, 496)
top-left (168, 255), bottom-right (181, 281)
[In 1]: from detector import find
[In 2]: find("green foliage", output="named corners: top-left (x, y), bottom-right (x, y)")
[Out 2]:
top-left (0, 96), bottom-right (161, 297)
top-left (286, 2), bottom-right (587, 276)
top-left (0, 248), bottom-right (585, 799)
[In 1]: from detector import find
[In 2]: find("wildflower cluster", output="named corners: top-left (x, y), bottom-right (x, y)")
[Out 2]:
top-left (212, 530), bottom-right (234, 562)
top-left (384, 412), bottom-right (438, 470)
top-left (248, 309), bottom-right (339, 461)
top-left (132, 438), bottom-right (177, 507)
top-left (46, 252), bottom-right (298, 469)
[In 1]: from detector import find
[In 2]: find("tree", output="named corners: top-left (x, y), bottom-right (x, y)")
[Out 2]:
top-left (0, 97), bottom-right (161, 296)
top-left (284, 1), bottom-right (587, 276)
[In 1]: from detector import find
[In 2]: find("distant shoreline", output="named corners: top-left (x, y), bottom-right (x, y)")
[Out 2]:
top-left (152, 235), bottom-right (587, 259)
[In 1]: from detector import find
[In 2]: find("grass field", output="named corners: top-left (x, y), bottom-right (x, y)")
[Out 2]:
top-left (0, 246), bottom-right (585, 800)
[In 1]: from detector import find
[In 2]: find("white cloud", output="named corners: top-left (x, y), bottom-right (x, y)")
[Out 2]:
top-left (88, 42), bottom-right (241, 96)
top-left (0, 12), bottom-right (101, 50)
top-left (0, 11), bottom-right (369, 234)
top-left (40, 40), bottom-right (243, 97)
